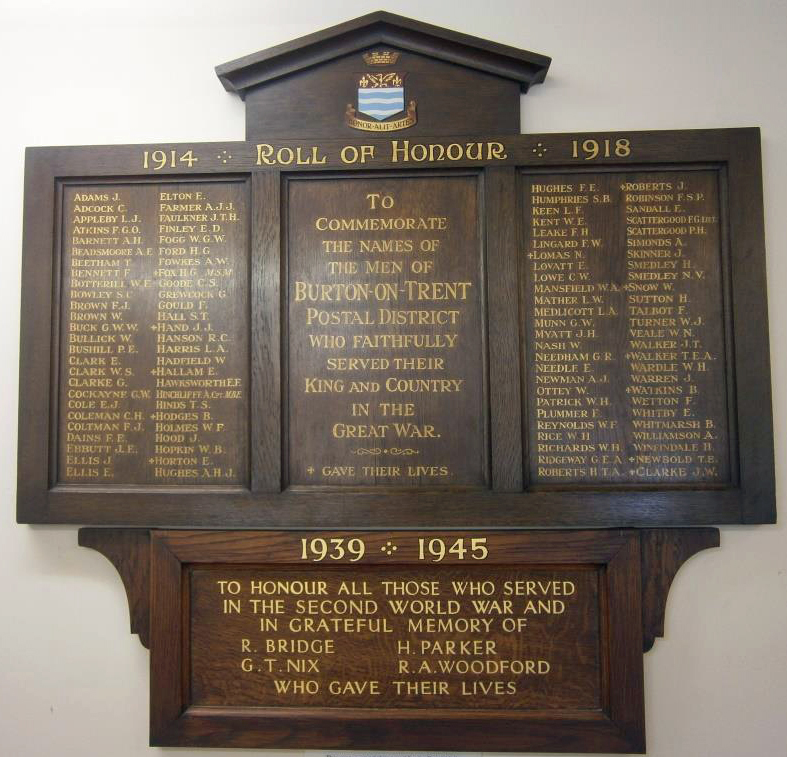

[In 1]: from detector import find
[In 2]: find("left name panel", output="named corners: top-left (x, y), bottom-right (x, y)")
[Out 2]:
top-left (57, 180), bottom-right (250, 486)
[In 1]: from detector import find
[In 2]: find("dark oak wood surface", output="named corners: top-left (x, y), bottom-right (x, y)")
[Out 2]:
top-left (216, 11), bottom-right (551, 94)
top-left (640, 527), bottom-right (720, 651)
top-left (17, 128), bottom-right (774, 528)
top-left (284, 172), bottom-right (487, 488)
top-left (56, 180), bottom-right (250, 487)
top-left (215, 11), bottom-right (551, 141)
top-left (146, 529), bottom-right (646, 751)
top-left (243, 48), bottom-right (523, 141)
top-left (78, 526), bottom-right (719, 750)
top-left (78, 528), bottom-right (151, 648)
top-left (522, 168), bottom-right (732, 487)
top-left (17, 15), bottom-right (775, 757)
top-left (189, 565), bottom-right (601, 709)
top-left (78, 527), bottom-right (721, 652)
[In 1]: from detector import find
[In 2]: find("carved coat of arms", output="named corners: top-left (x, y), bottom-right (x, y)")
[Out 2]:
top-left (346, 65), bottom-right (417, 132)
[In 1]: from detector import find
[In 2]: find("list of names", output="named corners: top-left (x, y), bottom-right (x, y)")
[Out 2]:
top-left (524, 170), bottom-right (730, 485)
top-left (59, 181), bottom-right (248, 485)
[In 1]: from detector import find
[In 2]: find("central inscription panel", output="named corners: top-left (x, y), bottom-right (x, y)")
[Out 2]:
top-left (287, 174), bottom-right (486, 487)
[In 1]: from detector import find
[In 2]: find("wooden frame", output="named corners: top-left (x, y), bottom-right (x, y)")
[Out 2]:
top-left (17, 128), bottom-right (774, 526)
top-left (149, 529), bottom-right (645, 752)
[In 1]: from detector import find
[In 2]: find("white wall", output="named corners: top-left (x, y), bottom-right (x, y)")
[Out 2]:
top-left (1, 1), bottom-right (785, 756)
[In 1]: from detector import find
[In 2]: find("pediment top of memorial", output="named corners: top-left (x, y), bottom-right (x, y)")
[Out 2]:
top-left (215, 10), bottom-right (551, 100)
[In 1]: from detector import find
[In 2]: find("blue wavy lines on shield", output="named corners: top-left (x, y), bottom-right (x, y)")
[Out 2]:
top-left (358, 87), bottom-right (404, 120)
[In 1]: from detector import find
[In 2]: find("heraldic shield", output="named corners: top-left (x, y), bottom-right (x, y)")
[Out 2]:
top-left (357, 73), bottom-right (405, 120)
top-left (346, 71), bottom-right (417, 132)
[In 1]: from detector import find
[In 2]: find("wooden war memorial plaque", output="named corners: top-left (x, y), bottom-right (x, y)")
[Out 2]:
top-left (150, 530), bottom-right (646, 752)
top-left (17, 126), bottom-right (774, 527)
top-left (15, 14), bottom-right (774, 527)
top-left (15, 9), bottom-right (776, 755)
top-left (77, 523), bottom-right (717, 753)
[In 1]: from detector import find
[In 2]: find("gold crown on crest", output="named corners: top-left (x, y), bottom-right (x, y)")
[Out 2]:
top-left (363, 50), bottom-right (400, 65)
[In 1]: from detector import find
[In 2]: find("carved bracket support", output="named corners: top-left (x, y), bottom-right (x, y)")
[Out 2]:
top-left (79, 528), bottom-right (151, 648)
top-left (640, 528), bottom-right (720, 652)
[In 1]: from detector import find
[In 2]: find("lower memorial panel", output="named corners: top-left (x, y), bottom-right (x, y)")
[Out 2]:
top-left (151, 530), bottom-right (645, 752)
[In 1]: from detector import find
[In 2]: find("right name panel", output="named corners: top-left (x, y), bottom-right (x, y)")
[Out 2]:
top-left (522, 168), bottom-right (734, 488)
